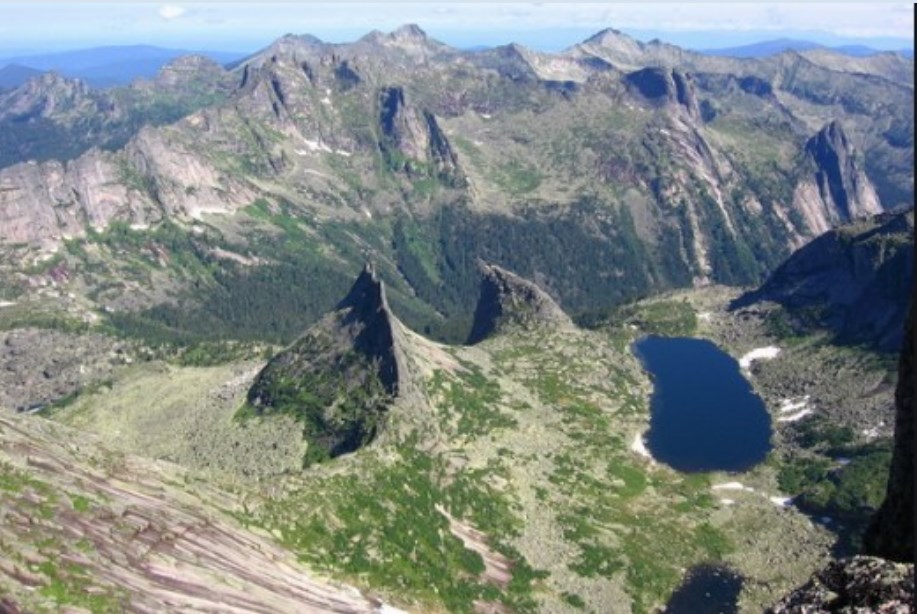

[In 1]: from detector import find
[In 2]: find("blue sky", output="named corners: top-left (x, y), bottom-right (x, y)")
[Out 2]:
top-left (0, 2), bottom-right (912, 55)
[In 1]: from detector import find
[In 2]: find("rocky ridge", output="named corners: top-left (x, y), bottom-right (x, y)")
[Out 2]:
top-left (467, 261), bottom-right (574, 344)
top-left (732, 210), bottom-right (914, 352)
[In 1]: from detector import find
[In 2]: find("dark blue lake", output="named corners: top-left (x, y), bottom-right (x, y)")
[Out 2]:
top-left (634, 336), bottom-right (772, 473)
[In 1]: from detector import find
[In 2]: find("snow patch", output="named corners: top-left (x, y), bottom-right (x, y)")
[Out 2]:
top-left (739, 346), bottom-right (781, 370)
top-left (698, 312), bottom-right (712, 322)
top-left (297, 140), bottom-right (351, 157)
top-left (479, 113), bottom-right (492, 119)
top-left (862, 422), bottom-right (884, 439)
top-left (835, 457), bottom-right (851, 466)
top-left (779, 395), bottom-right (810, 414)
top-left (719, 499), bottom-right (735, 506)
top-left (712, 482), bottom-right (744, 491)
top-left (769, 496), bottom-right (794, 507)
top-left (129, 223), bottom-right (149, 231)
top-left (630, 433), bottom-right (654, 462)
top-left (712, 482), bottom-right (754, 492)
top-left (0, 301), bottom-right (15, 308)
top-left (777, 408), bottom-right (813, 423)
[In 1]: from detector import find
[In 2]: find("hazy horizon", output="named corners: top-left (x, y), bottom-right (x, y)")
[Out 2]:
top-left (0, 2), bottom-right (912, 58)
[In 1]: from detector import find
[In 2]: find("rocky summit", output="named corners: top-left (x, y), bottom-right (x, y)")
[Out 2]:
top-left (246, 263), bottom-right (414, 464)
top-left (467, 261), bottom-right (573, 344)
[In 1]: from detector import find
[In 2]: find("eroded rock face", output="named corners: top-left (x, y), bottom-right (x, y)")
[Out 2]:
top-left (862, 299), bottom-right (914, 562)
top-left (803, 120), bottom-right (883, 223)
top-left (467, 262), bottom-right (573, 344)
top-left (0, 152), bottom-right (155, 247)
top-left (624, 67), bottom-right (700, 118)
top-left (767, 556), bottom-right (914, 613)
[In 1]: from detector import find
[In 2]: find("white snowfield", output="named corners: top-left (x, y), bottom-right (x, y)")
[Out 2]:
top-left (739, 346), bottom-right (781, 370)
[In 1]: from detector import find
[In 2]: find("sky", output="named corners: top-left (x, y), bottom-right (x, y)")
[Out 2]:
top-left (0, 2), bottom-right (912, 56)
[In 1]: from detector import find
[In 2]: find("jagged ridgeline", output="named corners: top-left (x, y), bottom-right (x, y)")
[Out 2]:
top-left (245, 264), bottom-right (412, 465)
top-left (0, 25), bottom-right (912, 350)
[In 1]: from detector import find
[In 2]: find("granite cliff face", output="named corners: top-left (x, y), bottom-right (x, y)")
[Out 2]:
top-left (467, 262), bottom-right (573, 344)
top-left (623, 67), bottom-right (700, 119)
top-left (793, 121), bottom-right (882, 235)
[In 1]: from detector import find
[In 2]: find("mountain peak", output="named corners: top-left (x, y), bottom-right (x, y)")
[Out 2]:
top-left (247, 264), bottom-right (413, 464)
top-left (391, 24), bottom-right (427, 41)
top-left (583, 27), bottom-right (639, 49)
top-left (805, 120), bottom-right (881, 220)
top-left (338, 262), bottom-right (387, 314)
top-left (467, 262), bottom-right (573, 344)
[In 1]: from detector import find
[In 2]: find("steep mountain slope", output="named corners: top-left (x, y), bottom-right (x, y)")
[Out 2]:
top-left (863, 301), bottom-right (914, 561)
top-left (732, 210), bottom-right (914, 351)
top-left (769, 303), bottom-right (914, 612)
top-left (467, 261), bottom-right (573, 344)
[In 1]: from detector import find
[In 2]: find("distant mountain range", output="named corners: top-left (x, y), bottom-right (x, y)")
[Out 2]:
top-left (700, 38), bottom-right (913, 59)
top-left (1, 35), bottom-right (912, 91)
top-left (0, 45), bottom-right (245, 88)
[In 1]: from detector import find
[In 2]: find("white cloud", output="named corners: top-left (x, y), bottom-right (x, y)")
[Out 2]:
top-left (158, 4), bottom-right (186, 21)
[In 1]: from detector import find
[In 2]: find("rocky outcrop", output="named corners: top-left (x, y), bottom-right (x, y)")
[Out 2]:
top-left (0, 119), bottom-right (257, 247)
top-left (378, 86), bottom-right (464, 185)
top-left (862, 299), bottom-right (914, 562)
top-left (379, 86), bottom-right (430, 163)
top-left (732, 210), bottom-right (913, 352)
top-left (467, 262), bottom-right (573, 344)
top-left (148, 55), bottom-right (229, 90)
top-left (794, 121), bottom-right (883, 234)
top-left (247, 264), bottom-right (414, 462)
top-left (767, 556), bottom-right (914, 613)
top-left (0, 151), bottom-right (156, 247)
top-left (0, 72), bottom-right (96, 123)
top-left (624, 67), bottom-right (700, 119)
top-left (0, 413), bottom-right (381, 612)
